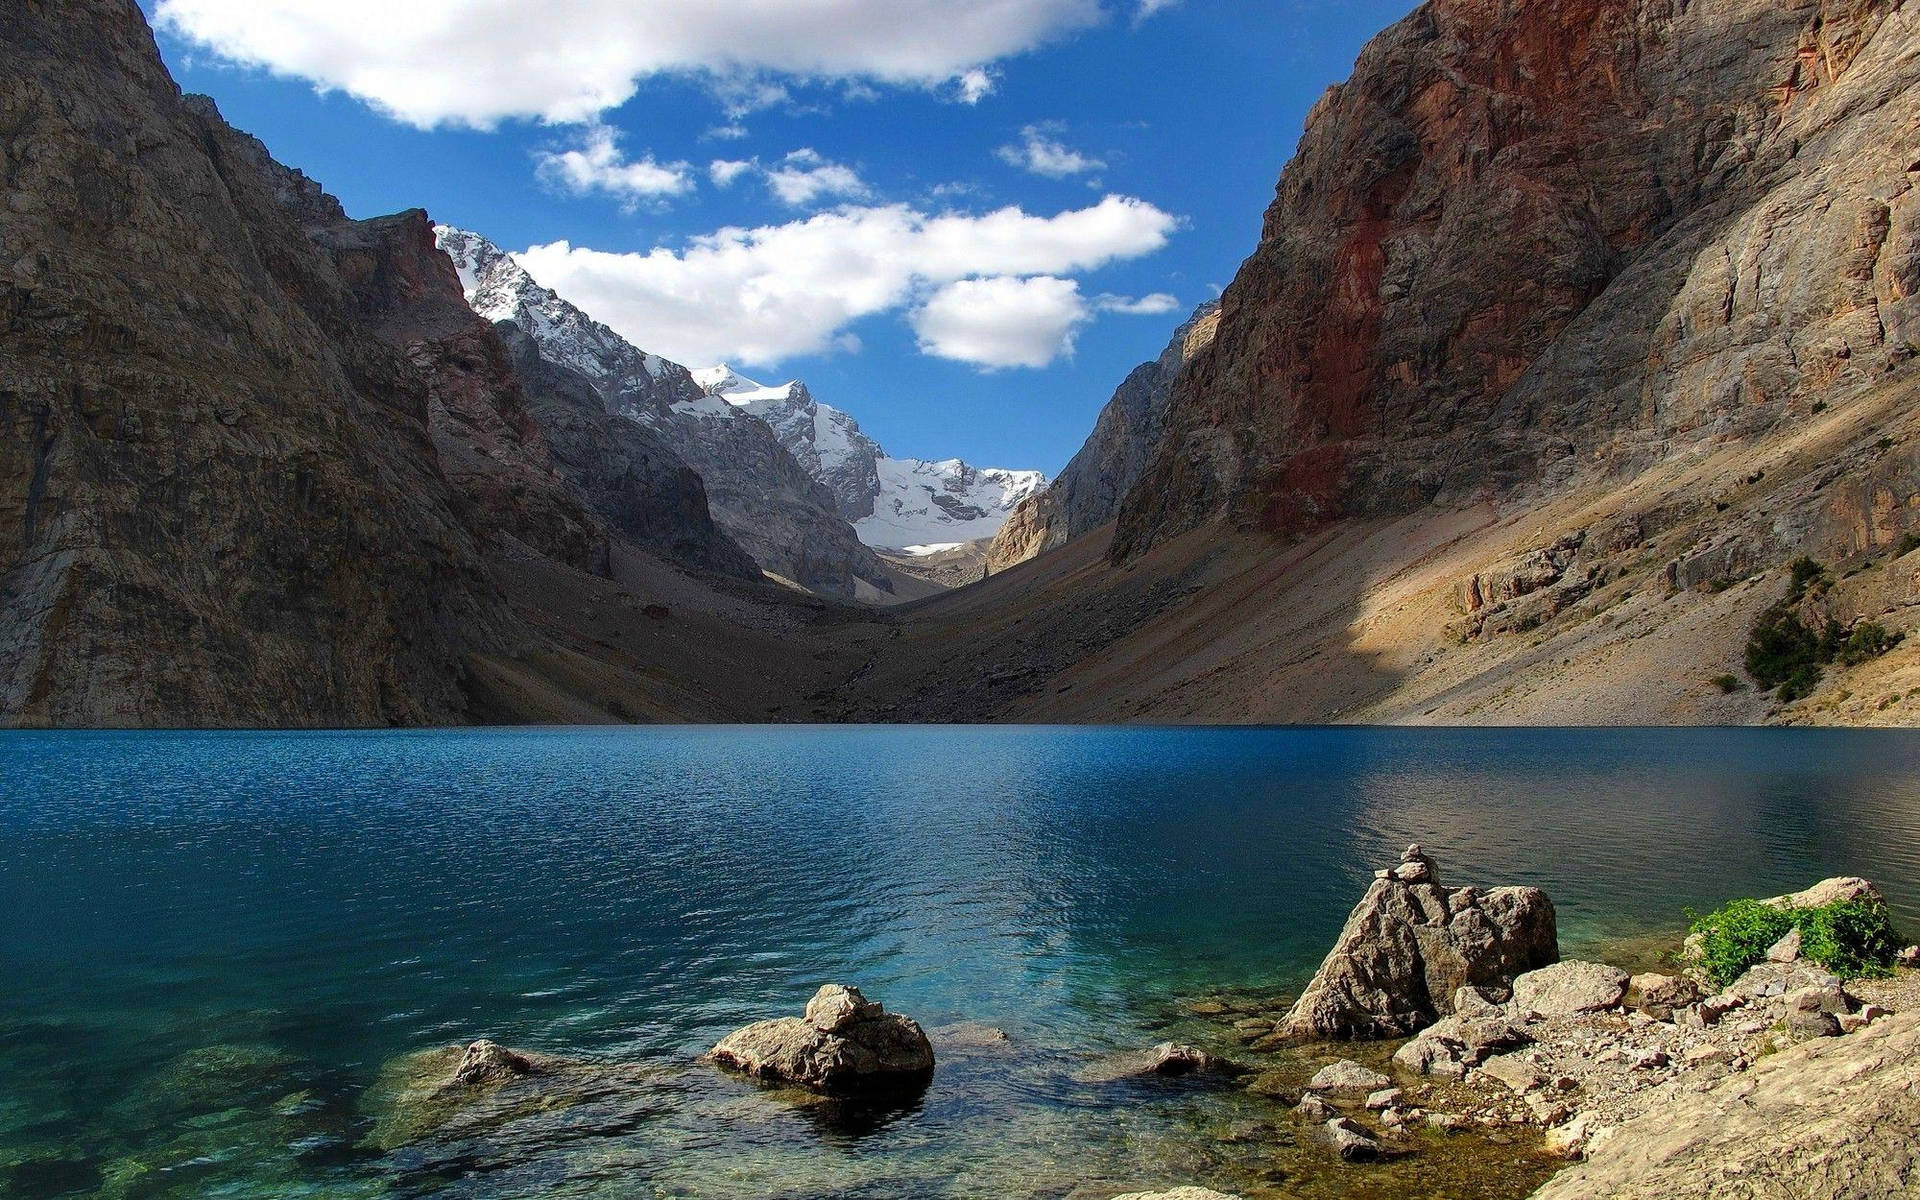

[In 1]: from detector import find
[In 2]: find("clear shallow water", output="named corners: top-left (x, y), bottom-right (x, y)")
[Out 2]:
top-left (1, 726), bottom-right (1917, 1199)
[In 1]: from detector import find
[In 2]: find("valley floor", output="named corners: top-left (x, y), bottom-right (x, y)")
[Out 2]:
top-left (478, 375), bottom-right (1920, 729)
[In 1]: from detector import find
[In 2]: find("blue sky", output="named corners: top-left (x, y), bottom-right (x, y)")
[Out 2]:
top-left (143, 0), bottom-right (1414, 474)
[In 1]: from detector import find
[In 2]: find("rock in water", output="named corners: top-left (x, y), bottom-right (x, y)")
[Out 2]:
top-left (1274, 846), bottom-right (1557, 1040)
top-left (447, 1040), bottom-right (538, 1088)
top-left (709, 984), bottom-right (934, 1094)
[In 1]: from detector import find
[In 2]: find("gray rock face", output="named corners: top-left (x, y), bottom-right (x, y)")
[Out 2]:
top-left (709, 985), bottom-right (935, 1093)
top-left (986, 301), bottom-right (1219, 572)
top-left (436, 228), bottom-right (891, 600)
top-left (0, 0), bottom-right (508, 726)
top-left (1113, 0), bottom-right (1920, 561)
top-left (497, 325), bottom-right (761, 580)
top-left (1275, 845), bottom-right (1558, 1040)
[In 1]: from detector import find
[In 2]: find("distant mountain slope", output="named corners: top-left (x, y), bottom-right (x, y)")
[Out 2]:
top-left (691, 365), bottom-right (1046, 553)
top-left (987, 301), bottom-right (1217, 572)
top-left (437, 227), bottom-right (893, 600)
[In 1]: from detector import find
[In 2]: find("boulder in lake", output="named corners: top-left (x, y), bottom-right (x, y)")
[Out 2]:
top-left (1273, 845), bottom-right (1558, 1040)
top-left (709, 984), bottom-right (934, 1094)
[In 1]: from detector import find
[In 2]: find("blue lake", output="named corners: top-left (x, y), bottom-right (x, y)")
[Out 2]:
top-left (2, 726), bottom-right (1917, 1198)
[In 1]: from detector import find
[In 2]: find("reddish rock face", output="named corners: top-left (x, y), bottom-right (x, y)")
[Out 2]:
top-left (1114, 0), bottom-right (1918, 559)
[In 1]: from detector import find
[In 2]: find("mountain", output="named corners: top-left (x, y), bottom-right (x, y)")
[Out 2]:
top-left (827, 0), bottom-right (1920, 727)
top-left (987, 301), bottom-right (1218, 573)
top-left (437, 227), bottom-right (894, 601)
top-left (0, 0), bottom-right (512, 725)
top-left (690, 365), bottom-right (1047, 553)
top-left (1112, 0), bottom-right (1919, 563)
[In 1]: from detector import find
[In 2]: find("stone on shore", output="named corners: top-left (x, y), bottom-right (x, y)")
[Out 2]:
top-left (709, 984), bottom-right (934, 1094)
top-left (1624, 974), bottom-right (1700, 1021)
top-left (1109, 1190), bottom-right (1244, 1200)
top-left (1510, 962), bottom-right (1629, 1018)
top-left (1760, 877), bottom-right (1883, 911)
top-left (1272, 845), bottom-right (1558, 1040)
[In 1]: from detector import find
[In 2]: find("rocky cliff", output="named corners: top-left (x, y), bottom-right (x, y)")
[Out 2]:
top-left (437, 228), bottom-right (894, 600)
top-left (1112, 0), bottom-right (1920, 562)
top-left (987, 301), bottom-right (1218, 572)
top-left (0, 0), bottom-right (506, 725)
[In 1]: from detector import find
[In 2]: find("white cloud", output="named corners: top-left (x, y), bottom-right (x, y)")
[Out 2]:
top-left (764, 149), bottom-right (870, 207)
top-left (1135, 0), bottom-right (1181, 22)
top-left (954, 68), bottom-right (997, 104)
top-left (534, 124), bottom-right (693, 206)
top-left (153, 0), bottom-right (1105, 128)
top-left (705, 123), bottom-right (750, 141)
top-left (997, 124), bottom-right (1106, 178)
top-left (1095, 291), bottom-right (1179, 314)
top-left (511, 194), bottom-right (1179, 368)
top-left (913, 276), bottom-right (1089, 369)
top-left (709, 159), bottom-right (756, 187)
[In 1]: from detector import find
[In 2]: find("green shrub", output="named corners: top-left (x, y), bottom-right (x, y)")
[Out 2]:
top-left (1788, 557), bottom-right (1827, 600)
top-left (1745, 559), bottom-right (1900, 697)
top-left (1745, 602), bottom-right (1825, 694)
top-left (1796, 901), bottom-right (1904, 980)
top-left (1709, 673), bottom-right (1743, 694)
top-left (1836, 622), bottom-right (1902, 666)
top-left (1689, 897), bottom-right (1903, 988)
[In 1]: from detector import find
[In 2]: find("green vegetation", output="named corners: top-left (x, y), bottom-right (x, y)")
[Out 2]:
top-left (1743, 559), bottom-right (1902, 699)
top-left (1709, 673), bottom-right (1743, 694)
top-left (1688, 897), bottom-right (1904, 988)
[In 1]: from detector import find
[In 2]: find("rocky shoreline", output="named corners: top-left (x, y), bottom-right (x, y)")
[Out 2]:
top-left (364, 849), bottom-right (1916, 1199)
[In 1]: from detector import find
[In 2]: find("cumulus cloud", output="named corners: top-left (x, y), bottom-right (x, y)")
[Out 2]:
top-left (152, 0), bottom-right (1105, 128)
top-left (764, 150), bottom-right (871, 207)
top-left (534, 124), bottom-right (693, 206)
top-left (1095, 291), bottom-right (1180, 314)
top-left (954, 68), bottom-right (997, 104)
top-left (511, 194), bottom-right (1179, 368)
top-left (997, 124), bottom-right (1106, 178)
top-left (912, 276), bottom-right (1090, 369)
top-left (708, 159), bottom-right (756, 187)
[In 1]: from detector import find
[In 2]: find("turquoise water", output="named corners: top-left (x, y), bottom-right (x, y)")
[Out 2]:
top-left (2, 726), bottom-right (1917, 1199)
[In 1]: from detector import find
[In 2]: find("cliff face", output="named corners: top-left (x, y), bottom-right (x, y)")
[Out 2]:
top-left (0, 0), bottom-right (504, 725)
top-left (497, 324), bottom-right (763, 582)
top-left (1114, 0), bottom-right (1920, 559)
top-left (987, 301), bottom-right (1218, 572)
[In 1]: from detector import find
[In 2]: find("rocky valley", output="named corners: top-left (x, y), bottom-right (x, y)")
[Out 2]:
top-left (4, 0), bottom-right (1920, 728)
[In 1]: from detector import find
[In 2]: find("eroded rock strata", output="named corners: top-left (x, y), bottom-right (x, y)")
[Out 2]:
top-left (1113, 0), bottom-right (1920, 561)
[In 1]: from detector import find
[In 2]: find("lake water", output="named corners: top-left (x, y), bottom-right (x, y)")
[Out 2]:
top-left (2, 727), bottom-right (1917, 1200)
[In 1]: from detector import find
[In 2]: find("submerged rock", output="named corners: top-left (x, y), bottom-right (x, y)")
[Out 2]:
top-left (709, 985), bottom-right (934, 1094)
top-left (1109, 1189), bottom-right (1244, 1200)
top-left (1273, 845), bottom-right (1558, 1040)
top-left (363, 1040), bottom-right (656, 1151)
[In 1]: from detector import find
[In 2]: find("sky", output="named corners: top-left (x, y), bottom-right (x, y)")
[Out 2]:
top-left (140, 0), bottom-right (1415, 475)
